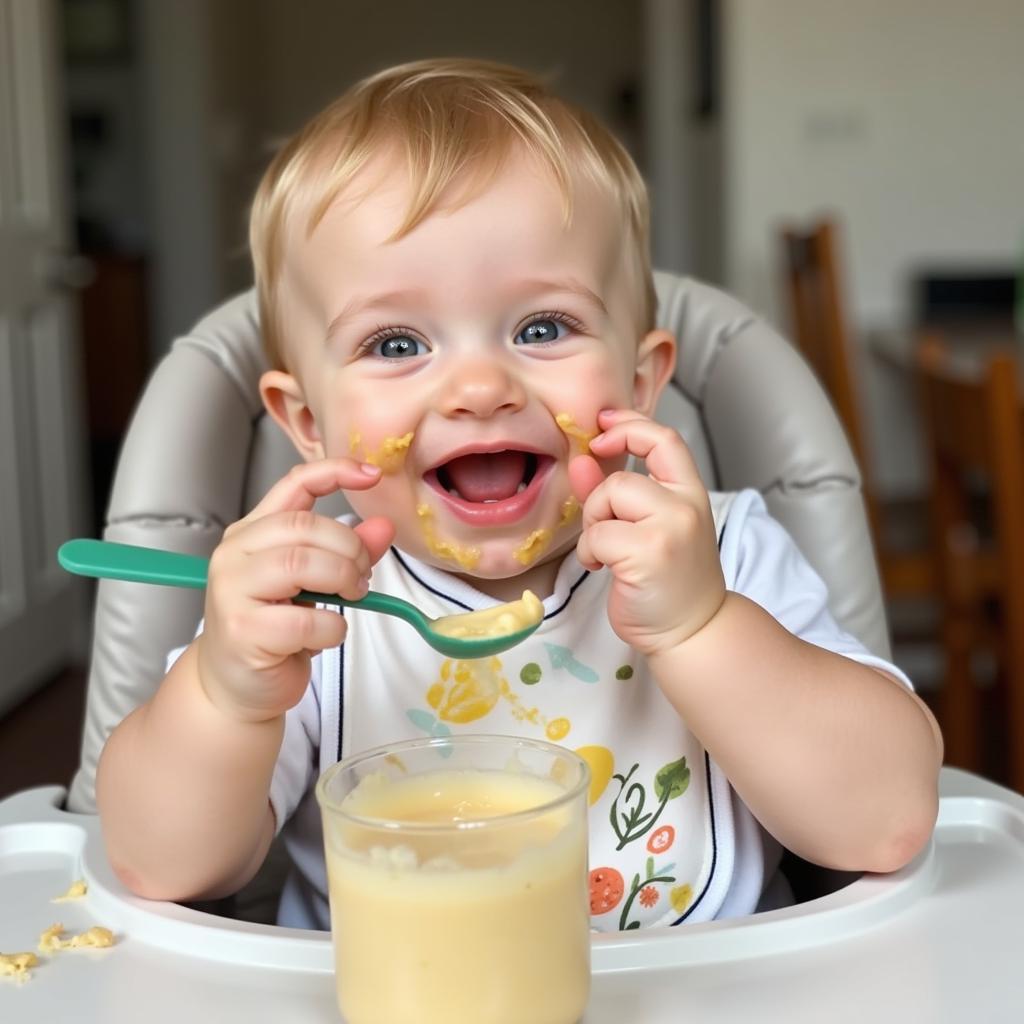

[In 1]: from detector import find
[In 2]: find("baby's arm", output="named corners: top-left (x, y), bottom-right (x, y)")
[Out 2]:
top-left (647, 593), bottom-right (941, 873)
top-left (571, 409), bottom-right (942, 874)
top-left (96, 459), bottom-right (394, 901)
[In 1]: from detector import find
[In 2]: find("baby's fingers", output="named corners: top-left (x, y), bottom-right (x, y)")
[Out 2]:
top-left (237, 545), bottom-right (371, 604)
top-left (353, 516), bottom-right (396, 566)
top-left (580, 469), bottom-right (681, 530)
top-left (248, 604), bottom-right (347, 658)
top-left (243, 458), bottom-right (383, 522)
top-left (576, 519), bottom-right (636, 572)
top-left (568, 454), bottom-right (606, 505)
top-left (589, 413), bottom-right (703, 489)
top-left (231, 510), bottom-right (373, 572)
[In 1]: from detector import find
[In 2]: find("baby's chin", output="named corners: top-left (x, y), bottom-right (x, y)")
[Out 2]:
top-left (399, 529), bottom-right (580, 582)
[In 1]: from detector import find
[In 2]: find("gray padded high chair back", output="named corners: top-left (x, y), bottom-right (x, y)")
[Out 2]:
top-left (67, 271), bottom-right (888, 813)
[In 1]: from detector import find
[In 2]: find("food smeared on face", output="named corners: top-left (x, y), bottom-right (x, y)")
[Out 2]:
top-left (555, 413), bottom-right (597, 454)
top-left (349, 429), bottom-right (415, 474)
top-left (433, 590), bottom-right (543, 640)
top-left (558, 496), bottom-right (580, 527)
top-left (513, 529), bottom-right (552, 566)
top-left (416, 504), bottom-right (481, 570)
top-left (366, 432), bottom-right (414, 473)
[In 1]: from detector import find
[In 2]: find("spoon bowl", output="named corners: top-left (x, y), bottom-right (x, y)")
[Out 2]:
top-left (57, 539), bottom-right (542, 659)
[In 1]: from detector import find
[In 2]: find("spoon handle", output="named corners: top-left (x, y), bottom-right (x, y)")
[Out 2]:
top-left (56, 539), bottom-right (416, 621)
top-left (58, 538), bottom-right (210, 588)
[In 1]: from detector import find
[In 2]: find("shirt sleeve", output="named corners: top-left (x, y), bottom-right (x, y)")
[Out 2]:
top-left (718, 490), bottom-right (913, 690)
top-left (268, 677), bottom-right (321, 835)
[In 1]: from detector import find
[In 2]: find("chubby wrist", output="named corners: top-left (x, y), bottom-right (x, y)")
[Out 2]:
top-left (189, 639), bottom-right (286, 729)
top-left (645, 588), bottom-right (739, 670)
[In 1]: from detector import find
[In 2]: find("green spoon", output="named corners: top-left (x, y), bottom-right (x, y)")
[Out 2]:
top-left (57, 538), bottom-right (543, 659)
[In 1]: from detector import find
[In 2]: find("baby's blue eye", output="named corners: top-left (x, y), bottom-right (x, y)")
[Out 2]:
top-left (373, 334), bottom-right (426, 358)
top-left (516, 318), bottom-right (566, 345)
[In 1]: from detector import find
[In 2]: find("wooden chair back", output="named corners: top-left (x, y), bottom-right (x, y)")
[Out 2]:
top-left (780, 220), bottom-right (872, 479)
top-left (916, 335), bottom-right (1024, 791)
top-left (780, 218), bottom-right (937, 602)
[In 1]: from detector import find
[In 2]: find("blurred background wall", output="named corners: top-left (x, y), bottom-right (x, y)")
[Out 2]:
top-left (3, 0), bottom-right (1023, 794)
top-left (722, 0), bottom-right (1024, 497)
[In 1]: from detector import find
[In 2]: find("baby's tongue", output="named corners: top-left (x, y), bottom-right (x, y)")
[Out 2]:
top-left (443, 451), bottom-right (527, 503)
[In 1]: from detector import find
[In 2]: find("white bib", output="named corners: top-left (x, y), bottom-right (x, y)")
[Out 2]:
top-left (318, 492), bottom-right (738, 929)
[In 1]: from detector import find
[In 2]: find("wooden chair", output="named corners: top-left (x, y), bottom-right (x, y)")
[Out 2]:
top-left (780, 219), bottom-right (934, 601)
top-left (915, 336), bottom-right (1024, 791)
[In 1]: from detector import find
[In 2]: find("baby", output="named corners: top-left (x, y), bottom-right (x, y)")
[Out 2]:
top-left (96, 59), bottom-right (942, 932)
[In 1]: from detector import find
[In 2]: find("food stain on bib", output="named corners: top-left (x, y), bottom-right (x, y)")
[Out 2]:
top-left (425, 656), bottom-right (573, 741)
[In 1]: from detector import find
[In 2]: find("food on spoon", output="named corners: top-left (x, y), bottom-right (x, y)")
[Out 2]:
top-left (432, 590), bottom-right (543, 640)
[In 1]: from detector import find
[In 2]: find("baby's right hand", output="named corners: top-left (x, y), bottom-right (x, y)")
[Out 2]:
top-left (195, 459), bottom-right (395, 723)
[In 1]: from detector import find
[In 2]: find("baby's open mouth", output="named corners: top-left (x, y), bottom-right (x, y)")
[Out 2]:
top-left (426, 451), bottom-right (550, 504)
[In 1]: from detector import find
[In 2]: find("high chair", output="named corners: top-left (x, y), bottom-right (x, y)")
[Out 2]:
top-left (915, 336), bottom-right (1024, 791)
top-left (65, 272), bottom-right (891, 913)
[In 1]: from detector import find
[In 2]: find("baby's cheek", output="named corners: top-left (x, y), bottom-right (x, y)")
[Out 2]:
top-left (344, 477), bottom-right (401, 519)
top-left (549, 354), bottom-right (632, 412)
top-left (344, 477), bottom-right (427, 548)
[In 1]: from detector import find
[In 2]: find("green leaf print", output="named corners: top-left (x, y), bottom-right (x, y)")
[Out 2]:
top-left (617, 858), bottom-right (678, 931)
top-left (654, 757), bottom-right (690, 801)
top-left (609, 758), bottom-right (690, 851)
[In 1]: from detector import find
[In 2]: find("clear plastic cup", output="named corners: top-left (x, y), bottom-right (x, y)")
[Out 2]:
top-left (316, 734), bottom-right (591, 1024)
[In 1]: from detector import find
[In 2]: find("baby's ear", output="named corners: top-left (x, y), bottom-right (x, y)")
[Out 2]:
top-left (259, 370), bottom-right (325, 461)
top-left (633, 328), bottom-right (676, 415)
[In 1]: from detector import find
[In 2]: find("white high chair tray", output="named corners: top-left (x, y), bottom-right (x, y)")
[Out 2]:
top-left (1, 768), bottom-right (1022, 1023)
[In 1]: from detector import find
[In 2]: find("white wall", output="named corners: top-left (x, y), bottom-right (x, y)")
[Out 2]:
top-left (721, 0), bottom-right (1024, 494)
top-left (723, 0), bottom-right (1024, 325)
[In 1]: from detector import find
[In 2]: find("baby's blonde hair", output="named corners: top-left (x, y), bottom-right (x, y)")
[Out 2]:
top-left (250, 58), bottom-right (656, 368)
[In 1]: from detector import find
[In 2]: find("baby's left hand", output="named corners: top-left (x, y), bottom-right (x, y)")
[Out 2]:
top-left (569, 409), bottom-right (726, 656)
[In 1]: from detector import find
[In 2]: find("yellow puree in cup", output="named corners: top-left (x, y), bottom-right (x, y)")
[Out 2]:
top-left (325, 769), bottom-right (590, 1024)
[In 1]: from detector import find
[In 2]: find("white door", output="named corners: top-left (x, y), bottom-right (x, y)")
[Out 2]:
top-left (0, 0), bottom-right (90, 716)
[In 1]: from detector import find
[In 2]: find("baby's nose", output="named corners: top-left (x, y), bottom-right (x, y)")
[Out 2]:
top-left (438, 358), bottom-right (527, 419)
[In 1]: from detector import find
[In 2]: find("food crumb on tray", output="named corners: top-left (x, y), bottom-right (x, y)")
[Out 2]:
top-left (52, 879), bottom-right (88, 902)
top-left (0, 951), bottom-right (39, 983)
top-left (39, 922), bottom-right (115, 953)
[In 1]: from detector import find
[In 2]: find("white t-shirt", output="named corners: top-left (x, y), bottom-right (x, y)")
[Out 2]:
top-left (172, 489), bottom-right (910, 932)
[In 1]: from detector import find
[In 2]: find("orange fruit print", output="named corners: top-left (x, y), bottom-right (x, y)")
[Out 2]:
top-left (647, 825), bottom-right (675, 854)
top-left (589, 867), bottom-right (625, 914)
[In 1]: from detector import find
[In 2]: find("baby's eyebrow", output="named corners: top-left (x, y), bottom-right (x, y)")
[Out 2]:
top-left (513, 277), bottom-right (608, 317)
top-left (323, 278), bottom-right (608, 342)
top-left (325, 287), bottom-right (429, 340)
